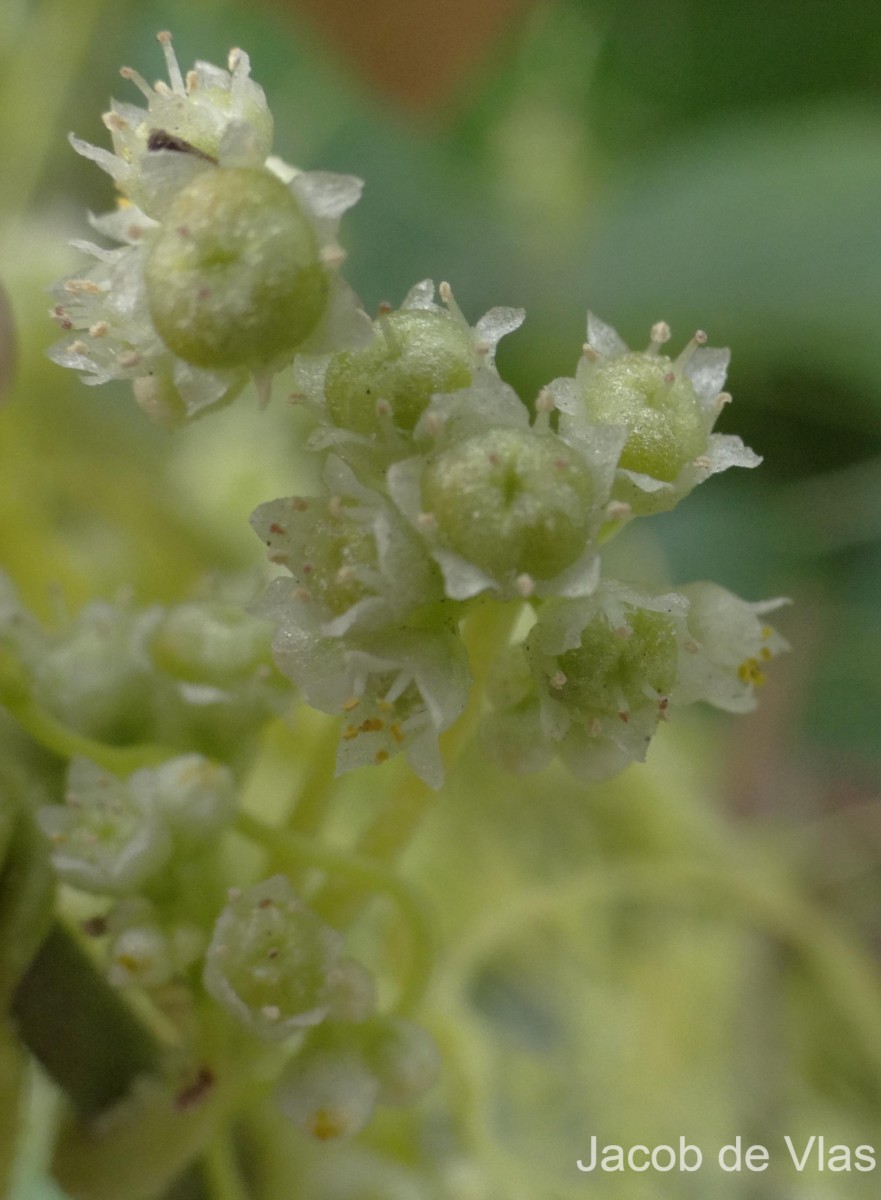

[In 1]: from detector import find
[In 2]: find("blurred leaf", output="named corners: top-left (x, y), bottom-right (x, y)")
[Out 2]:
top-left (576, 105), bottom-right (881, 429)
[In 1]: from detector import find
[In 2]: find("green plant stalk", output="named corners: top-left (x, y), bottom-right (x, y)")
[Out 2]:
top-left (312, 598), bottom-right (524, 928)
top-left (1, 687), bottom-right (176, 774)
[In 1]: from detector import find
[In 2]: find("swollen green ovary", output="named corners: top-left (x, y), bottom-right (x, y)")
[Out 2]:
top-left (582, 357), bottom-right (705, 482)
top-left (421, 427), bottom-right (595, 579)
top-left (145, 167), bottom-right (328, 370)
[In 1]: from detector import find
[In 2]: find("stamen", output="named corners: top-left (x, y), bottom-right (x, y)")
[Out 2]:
top-left (674, 330), bottom-right (708, 371)
top-left (439, 280), bottom-right (466, 324)
top-left (156, 32), bottom-right (186, 96)
top-left (120, 66), bottom-right (154, 101)
top-left (648, 320), bottom-right (671, 353)
top-left (516, 574), bottom-right (535, 598)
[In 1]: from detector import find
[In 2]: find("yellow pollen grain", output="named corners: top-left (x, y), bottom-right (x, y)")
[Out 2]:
top-left (738, 658), bottom-right (766, 686)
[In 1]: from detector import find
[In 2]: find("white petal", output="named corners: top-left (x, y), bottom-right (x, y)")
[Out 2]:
top-left (586, 311), bottom-right (628, 358)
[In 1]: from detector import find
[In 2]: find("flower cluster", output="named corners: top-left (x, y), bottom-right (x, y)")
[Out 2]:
top-left (47, 35), bottom-right (788, 788)
top-left (249, 296), bottom-right (786, 784)
top-left (48, 32), bottom-right (367, 423)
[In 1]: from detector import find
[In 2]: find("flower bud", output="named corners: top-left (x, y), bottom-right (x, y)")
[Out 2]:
top-left (149, 601), bottom-right (273, 689)
top-left (39, 759), bottom-right (172, 896)
top-left (538, 606), bottom-right (679, 721)
top-left (141, 754), bottom-right (237, 846)
top-left (203, 875), bottom-right (343, 1040)
top-left (325, 957), bottom-right (378, 1023)
top-left (107, 924), bottom-right (174, 989)
top-left (145, 167), bottom-right (328, 370)
top-left (325, 309), bottom-right (474, 435)
top-left (359, 1016), bottom-right (441, 1107)
top-left (420, 427), bottom-right (596, 582)
top-left (579, 347), bottom-right (706, 483)
top-left (275, 1047), bottom-right (379, 1140)
top-left (33, 603), bottom-right (156, 745)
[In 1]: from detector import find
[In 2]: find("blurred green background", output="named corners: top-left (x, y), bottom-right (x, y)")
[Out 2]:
top-left (3, 1), bottom-right (881, 1196)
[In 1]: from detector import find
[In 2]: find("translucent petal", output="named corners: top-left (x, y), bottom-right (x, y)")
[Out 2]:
top-left (586, 311), bottom-right (629, 358)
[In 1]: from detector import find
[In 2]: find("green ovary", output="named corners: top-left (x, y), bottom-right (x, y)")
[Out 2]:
top-left (421, 427), bottom-right (595, 580)
top-left (553, 609), bottom-right (677, 717)
top-left (300, 514), bottom-right (377, 615)
top-left (325, 309), bottom-right (474, 434)
top-left (145, 167), bottom-right (328, 369)
top-left (581, 355), bottom-right (706, 482)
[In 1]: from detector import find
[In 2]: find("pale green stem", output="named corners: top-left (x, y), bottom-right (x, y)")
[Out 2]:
top-left (234, 811), bottom-right (433, 1015)
top-left (2, 690), bottom-right (176, 774)
top-left (313, 599), bottom-right (524, 928)
top-left (202, 1131), bottom-right (249, 1200)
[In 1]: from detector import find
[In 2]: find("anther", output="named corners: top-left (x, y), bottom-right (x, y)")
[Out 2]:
top-left (64, 279), bottom-right (102, 295)
top-left (536, 388), bottom-right (556, 413)
top-left (550, 671), bottom-right (567, 689)
top-left (119, 66), bottom-right (154, 100)
top-left (89, 321), bottom-right (110, 337)
top-left (155, 31), bottom-right (186, 94)
top-left (516, 574), bottom-right (535, 597)
top-left (649, 320), bottom-right (671, 349)
top-left (417, 512), bottom-right (437, 531)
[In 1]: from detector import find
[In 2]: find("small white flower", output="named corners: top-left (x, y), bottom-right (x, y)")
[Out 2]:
top-left (254, 586), bottom-right (470, 788)
top-left (387, 374), bottom-right (622, 602)
top-left (49, 33), bottom-right (367, 421)
top-left (673, 582), bottom-right (790, 712)
top-left (549, 314), bottom-right (760, 517)
top-left (251, 455), bottom-right (441, 638)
